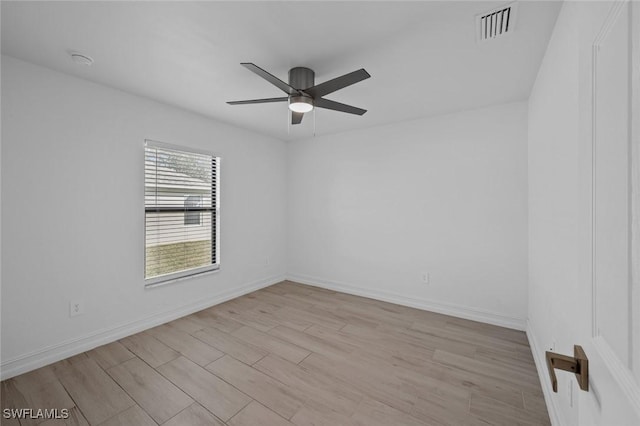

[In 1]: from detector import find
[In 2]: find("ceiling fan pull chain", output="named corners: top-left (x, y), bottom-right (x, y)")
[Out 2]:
top-left (313, 108), bottom-right (316, 137)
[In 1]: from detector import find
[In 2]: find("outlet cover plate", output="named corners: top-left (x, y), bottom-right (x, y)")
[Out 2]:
top-left (69, 299), bottom-right (85, 317)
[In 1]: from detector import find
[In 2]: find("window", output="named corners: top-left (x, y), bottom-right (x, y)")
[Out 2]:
top-left (184, 195), bottom-right (202, 226)
top-left (144, 140), bottom-right (219, 285)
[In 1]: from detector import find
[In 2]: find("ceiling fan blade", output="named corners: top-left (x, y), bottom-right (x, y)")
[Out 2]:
top-left (304, 68), bottom-right (370, 98)
top-left (241, 63), bottom-right (300, 96)
top-left (227, 97), bottom-right (288, 105)
top-left (291, 111), bottom-right (304, 125)
top-left (314, 98), bottom-right (367, 115)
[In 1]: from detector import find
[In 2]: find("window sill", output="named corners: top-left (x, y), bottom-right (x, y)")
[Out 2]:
top-left (144, 265), bottom-right (220, 289)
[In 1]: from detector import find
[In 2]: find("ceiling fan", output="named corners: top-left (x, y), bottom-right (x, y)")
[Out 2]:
top-left (227, 63), bottom-right (370, 125)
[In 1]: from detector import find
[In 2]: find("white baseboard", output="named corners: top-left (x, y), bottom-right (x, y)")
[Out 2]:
top-left (286, 273), bottom-right (526, 331)
top-left (0, 274), bottom-right (286, 381)
top-left (526, 320), bottom-right (564, 426)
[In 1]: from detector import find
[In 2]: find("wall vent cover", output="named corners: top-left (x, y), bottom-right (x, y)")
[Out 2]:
top-left (476, 3), bottom-right (518, 42)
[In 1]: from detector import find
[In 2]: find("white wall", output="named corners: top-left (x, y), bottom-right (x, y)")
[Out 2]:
top-left (287, 102), bottom-right (529, 329)
top-left (0, 56), bottom-right (287, 378)
top-left (527, 4), bottom-right (583, 422)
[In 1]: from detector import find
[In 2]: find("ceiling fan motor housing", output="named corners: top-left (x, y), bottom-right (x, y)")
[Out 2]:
top-left (288, 67), bottom-right (315, 91)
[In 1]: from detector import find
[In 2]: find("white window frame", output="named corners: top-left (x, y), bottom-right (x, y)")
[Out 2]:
top-left (144, 139), bottom-right (220, 288)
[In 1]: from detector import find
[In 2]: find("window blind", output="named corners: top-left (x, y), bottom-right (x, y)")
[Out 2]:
top-left (144, 141), bottom-right (219, 285)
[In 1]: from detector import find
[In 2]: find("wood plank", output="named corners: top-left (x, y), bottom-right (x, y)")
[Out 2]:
top-left (269, 286), bottom-right (341, 310)
top-left (333, 304), bottom-right (414, 330)
top-left (268, 326), bottom-right (355, 358)
top-left (415, 356), bottom-right (527, 409)
top-left (1, 378), bottom-right (77, 426)
top-left (189, 309), bottom-right (245, 333)
top-left (192, 327), bottom-right (267, 365)
top-left (0, 380), bottom-right (22, 426)
top-left (40, 407), bottom-right (89, 426)
top-left (522, 390), bottom-right (549, 417)
top-left (232, 326), bottom-right (311, 364)
top-left (146, 323), bottom-right (224, 366)
top-left (228, 401), bottom-right (294, 426)
top-left (274, 306), bottom-right (346, 331)
top-left (445, 319), bottom-right (529, 346)
top-left (166, 317), bottom-right (205, 334)
top-left (253, 354), bottom-right (362, 415)
top-left (250, 289), bottom-right (315, 311)
top-left (97, 405), bottom-right (156, 426)
top-left (411, 320), bottom-right (529, 356)
top-left (213, 305), bottom-right (281, 332)
top-left (249, 307), bottom-right (315, 332)
top-left (306, 305), bottom-right (380, 329)
top-left (120, 331), bottom-right (180, 368)
top-left (225, 294), bottom-right (281, 314)
top-left (469, 394), bottom-right (551, 425)
top-left (410, 395), bottom-right (487, 426)
top-left (157, 356), bottom-right (251, 421)
top-left (9, 365), bottom-right (58, 389)
top-left (206, 355), bottom-right (305, 419)
top-left (87, 341), bottom-right (136, 370)
top-left (299, 353), bottom-right (416, 414)
top-left (57, 358), bottom-right (134, 425)
top-left (304, 324), bottom-right (434, 372)
top-left (163, 403), bottom-right (225, 426)
top-left (290, 399), bottom-right (355, 426)
top-left (253, 306), bottom-right (316, 332)
top-left (351, 398), bottom-right (424, 426)
top-left (47, 353), bottom-right (91, 378)
top-left (433, 350), bottom-right (541, 390)
top-left (2, 378), bottom-right (76, 414)
top-left (343, 322), bottom-right (477, 358)
top-left (107, 357), bottom-right (193, 424)
top-left (474, 345), bottom-right (537, 376)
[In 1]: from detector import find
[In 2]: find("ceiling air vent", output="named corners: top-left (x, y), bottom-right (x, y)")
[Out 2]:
top-left (477, 3), bottom-right (518, 42)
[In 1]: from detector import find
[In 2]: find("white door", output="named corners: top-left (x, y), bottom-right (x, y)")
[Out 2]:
top-left (577, 1), bottom-right (640, 424)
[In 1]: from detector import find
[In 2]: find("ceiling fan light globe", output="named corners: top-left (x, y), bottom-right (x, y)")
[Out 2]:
top-left (289, 96), bottom-right (313, 113)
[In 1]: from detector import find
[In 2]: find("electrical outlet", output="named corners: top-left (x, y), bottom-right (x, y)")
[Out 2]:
top-left (422, 272), bottom-right (430, 284)
top-left (69, 300), bottom-right (85, 317)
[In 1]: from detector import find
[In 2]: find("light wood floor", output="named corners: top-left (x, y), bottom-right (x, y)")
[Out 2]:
top-left (1, 281), bottom-right (550, 425)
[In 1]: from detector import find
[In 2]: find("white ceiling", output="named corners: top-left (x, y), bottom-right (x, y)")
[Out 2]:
top-left (1, 1), bottom-right (561, 141)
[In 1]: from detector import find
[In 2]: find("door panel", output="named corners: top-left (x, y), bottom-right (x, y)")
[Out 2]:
top-left (593, 0), bottom-right (630, 369)
top-left (581, 1), bottom-right (640, 424)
